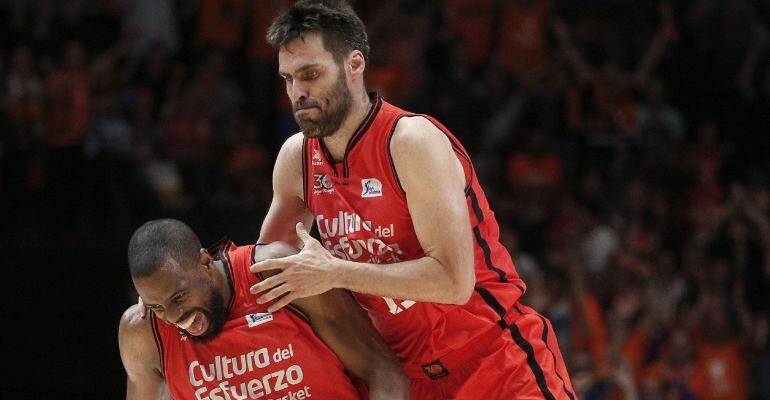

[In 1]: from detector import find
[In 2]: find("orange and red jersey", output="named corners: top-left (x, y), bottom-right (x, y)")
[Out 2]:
top-left (150, 241), bottom-right (359, 400)
top-left (302, 94), bottom-right (526, 371)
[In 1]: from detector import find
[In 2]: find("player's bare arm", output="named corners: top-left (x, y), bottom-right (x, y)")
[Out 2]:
top-left (254, 243), bottom-right (410, 399)
top-left (118, 305), bottom-right (170, 400)
top-left (292, 290), bottom-right (411, 399)
top-left (259, 132), bottom-right (314, 247)
top-left (251, 116), bottom-right (476, 311)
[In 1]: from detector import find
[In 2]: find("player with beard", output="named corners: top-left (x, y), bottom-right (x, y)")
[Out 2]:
top-left (118, 219), bottom-right (410, 399)
top-left (249, 1), bottom-right (576, 399)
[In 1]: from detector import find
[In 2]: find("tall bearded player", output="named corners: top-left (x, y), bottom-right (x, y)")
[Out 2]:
top-left (251, 1), bottom-right (576, 399)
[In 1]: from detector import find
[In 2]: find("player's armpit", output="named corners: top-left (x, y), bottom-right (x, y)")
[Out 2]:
top-left (291, 290), bottom-right (411, 400)
top-left (118, 305), bottom-right (169, 400)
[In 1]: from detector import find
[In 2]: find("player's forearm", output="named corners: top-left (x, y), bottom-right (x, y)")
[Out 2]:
top-left (366, 365), bottom-right (412, 400)
top-left (334, 256), bottom-right (474, 304)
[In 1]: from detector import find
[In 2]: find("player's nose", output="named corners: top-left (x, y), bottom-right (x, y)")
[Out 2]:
top-left (290, 81), bottom-right (309, 102)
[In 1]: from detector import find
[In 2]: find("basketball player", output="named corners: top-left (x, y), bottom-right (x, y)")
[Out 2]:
top-left (119, 219), bottom-right (410, 399)
top-left (250, 1), bottom-right (576, 398)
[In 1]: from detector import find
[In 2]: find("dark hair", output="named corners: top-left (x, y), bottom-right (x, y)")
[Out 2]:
top-left (266, 0), bottom-right (369, 65)
top-left (127, 219), bottom-right (202, 278)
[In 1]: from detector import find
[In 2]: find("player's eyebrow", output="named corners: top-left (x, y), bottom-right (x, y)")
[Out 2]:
top-left (279, 63), bottom-right (322, 78)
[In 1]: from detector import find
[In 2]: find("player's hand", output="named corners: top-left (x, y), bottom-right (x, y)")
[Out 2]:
top-left (137, 296), bottom-right (147, 318)
top-left (250, 222), bottom-right (340, 312)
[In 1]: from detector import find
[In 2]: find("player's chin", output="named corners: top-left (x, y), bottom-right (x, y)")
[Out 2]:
top-left (189, 313), bottom-right (226, 342)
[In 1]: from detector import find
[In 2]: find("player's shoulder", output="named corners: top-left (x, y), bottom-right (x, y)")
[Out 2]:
top-left (119, 304), bottom-right (153, 339)
top-left (392, 115), bottom-right (445, 147)
top-left (275, 132), bottom-right (305, 169)
top-left (279, 132), bottom-right (305, 155)
top-left (119, 304), bottom-right (163, 375)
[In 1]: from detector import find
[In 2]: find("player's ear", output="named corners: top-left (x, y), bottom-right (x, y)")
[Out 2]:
top-left (347, 50), bottom-right (365, 79)
top-left (199, 248), bottom-right (213, 270)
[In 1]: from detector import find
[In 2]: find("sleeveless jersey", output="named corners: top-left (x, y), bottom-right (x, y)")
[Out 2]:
top-left (150, 241), bottom-right (359, 400)
top-left (302, 94), bottom-right (527, 366)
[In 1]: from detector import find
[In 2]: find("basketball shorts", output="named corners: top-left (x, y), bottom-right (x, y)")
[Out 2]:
top-left (407, 304), bottom-right (576, 400)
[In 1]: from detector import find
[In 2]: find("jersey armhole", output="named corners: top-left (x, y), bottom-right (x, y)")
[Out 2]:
top-left (387, 114), bottom-right (475, 197)
top-left (301, 137), bottom-right (309, 207)
top-left (386, 115), bottom-right (408, 197)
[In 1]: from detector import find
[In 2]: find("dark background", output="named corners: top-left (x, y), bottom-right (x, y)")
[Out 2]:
top-left (2, 0), bottom-right (770, 398)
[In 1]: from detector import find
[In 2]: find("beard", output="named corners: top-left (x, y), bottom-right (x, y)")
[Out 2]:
top-left (293, 69), bottom-right (353, 138)
top-left (186, 289), bottom-right (227, 343)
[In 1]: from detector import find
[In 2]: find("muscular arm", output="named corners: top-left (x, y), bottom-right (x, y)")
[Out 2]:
top-left (293, 291), bottom-right (411, 399)
top-left (258, 132), bottom-right (314, 247)
top-left (253, 117), bottom-right (476, 307)
top-left (255, 244), bottom-right (410, 399)
top-left (118, 305), bottom-right (169, 400)
top-left (337, 116), bottom-right (475, 303)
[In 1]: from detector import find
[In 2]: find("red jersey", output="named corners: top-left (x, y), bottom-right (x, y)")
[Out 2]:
top-left (302, 94), bottom-right (526, 367)
top-left (150, 241), bottom-right (359, 400)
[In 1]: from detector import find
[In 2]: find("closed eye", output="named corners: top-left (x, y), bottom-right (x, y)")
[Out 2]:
top-left (171, 293), bottom-right (185, 304)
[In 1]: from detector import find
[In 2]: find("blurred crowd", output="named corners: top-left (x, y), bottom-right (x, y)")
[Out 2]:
top-left (1, 1), bottom-right (769, 399)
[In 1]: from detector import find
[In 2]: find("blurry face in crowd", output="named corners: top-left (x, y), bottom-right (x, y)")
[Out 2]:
top-left (64, 41), bottom-right (86, 71)
top-left (668, 328), bottom-right (693, 366)
top-left (133, 253), bottom-right (228, 342)
top-left (278, 32), bottom-right (353, 139)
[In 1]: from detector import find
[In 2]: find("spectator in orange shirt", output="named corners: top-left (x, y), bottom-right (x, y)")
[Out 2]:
top-left (442, 0), bottom-right (494, 66)
top-left (196, 0), bottom-right (248, 51)
top-left (497, 0), bottom-right (552, 79)
top-left (507, 128), bottom-right (563, 193)
top-left (47, 41), bottom-right (90, 149)
top-left (45, 40), bottom-right (91, 234)
top-left (688, 294), bottom-right (750, 400)
top-left (641, 327), bottom-right (699, 400)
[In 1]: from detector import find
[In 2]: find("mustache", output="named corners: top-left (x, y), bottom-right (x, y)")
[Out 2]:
top-left (172, 310), bottom-right (195, 325)
top-left (293, 99), bottom-right (321, 112)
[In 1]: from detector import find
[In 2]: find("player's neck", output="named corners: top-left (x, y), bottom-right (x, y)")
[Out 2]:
top-left (322, 91), bottom-right (372, 161)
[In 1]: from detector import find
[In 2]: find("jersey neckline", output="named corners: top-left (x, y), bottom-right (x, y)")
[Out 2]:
top-left (317, 92), bottom-right (383, 177)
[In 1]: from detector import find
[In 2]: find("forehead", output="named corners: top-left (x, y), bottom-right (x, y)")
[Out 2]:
top-left (133, 263), bottom-right (190, 304)
top-left (278, 33), bottom-right (337, 73)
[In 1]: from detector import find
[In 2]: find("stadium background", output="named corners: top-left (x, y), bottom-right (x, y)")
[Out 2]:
top-left (2, 0), bottom-right (769, 398)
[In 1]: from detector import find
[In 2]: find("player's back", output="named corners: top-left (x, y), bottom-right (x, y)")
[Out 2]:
top-left (151, 241), bottom-right (359, 400)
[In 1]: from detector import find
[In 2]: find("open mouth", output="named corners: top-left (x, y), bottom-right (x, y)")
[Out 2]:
top-left (176, 311), bottom-right (209, 336)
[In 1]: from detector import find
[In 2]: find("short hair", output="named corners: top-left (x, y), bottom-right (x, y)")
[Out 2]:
top-left (127, 219), bottom-right (202, 278)
top-left (266, 0), bottom-right (369, 65)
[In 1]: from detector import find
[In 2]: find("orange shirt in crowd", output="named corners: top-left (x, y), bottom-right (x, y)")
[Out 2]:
top-left (197, 0), bottom-right (248, 50)
top-left (507, 152), bottom-right (563, 189)
top-left (46, 71), bottom-right (90, 148)
top-left (248, 0), bottom-right (290, 60)
top-left (443, 0), bottom-right (494, 65)
top-left (498, 0), bottom-right (550, 76)
top-left (570, 294), bottom-right (608, 366)
top-left (621, 324), bottom-right (652, 380)
top-left (689, 335), bottom-right (747, 400)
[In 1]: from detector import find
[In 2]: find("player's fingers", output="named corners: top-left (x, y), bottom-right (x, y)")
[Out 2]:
top-left (295, 222), bottom-right (313, 246)
top-left (250, 274), bottom-right (286, 294)
top-left (250, 259), bottom-right (287, 274)
top-left (257, 284), bottom-right (291, 304)
top-left (267, 293), bottom-right (297, 313)
top-left (138, 296), bottom-right (147, 319)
